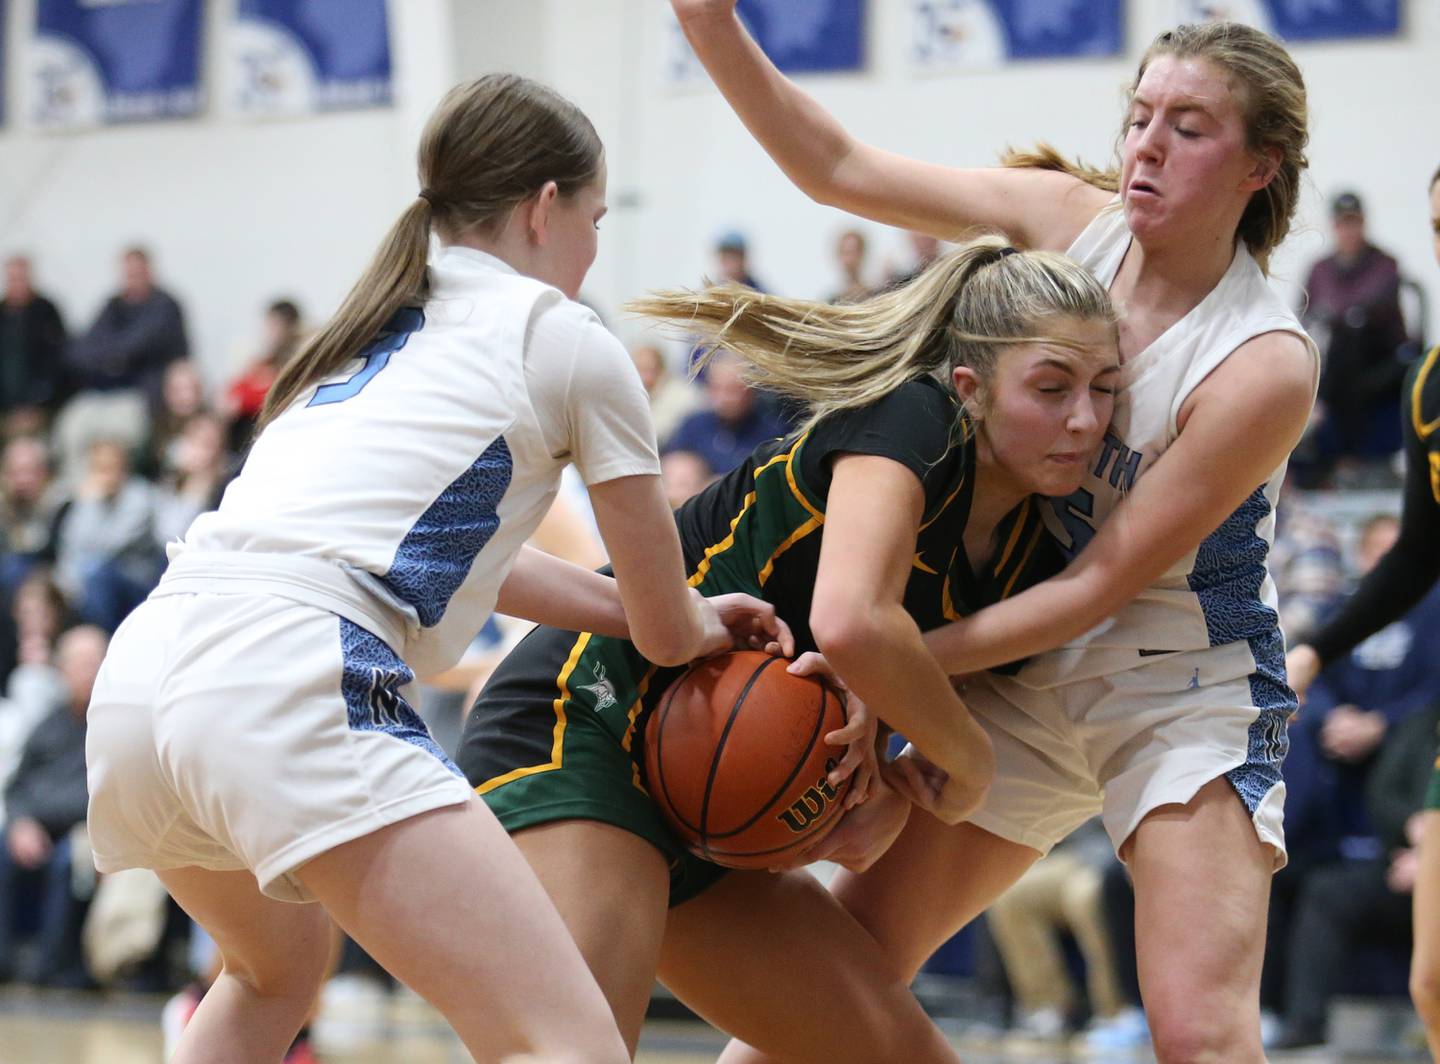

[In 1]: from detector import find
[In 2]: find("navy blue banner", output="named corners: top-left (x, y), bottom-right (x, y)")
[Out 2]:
top-left (33, 0), bottom-right (202, 127)
top-left (1179, 0), bottom-right (1400, 41)
top-left (736, 0), bottom-right (865, 74)
top-left (912, 0), bottom-right (1123, 70)
top-left (232, 0), bottom-right (392, 115)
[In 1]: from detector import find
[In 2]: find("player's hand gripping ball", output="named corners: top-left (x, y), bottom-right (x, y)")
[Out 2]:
top-left (644, 650), bottom-right (850, 868)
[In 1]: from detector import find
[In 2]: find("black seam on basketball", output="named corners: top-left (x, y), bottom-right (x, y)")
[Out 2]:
top-left (654, 662), bottom-right (704, 837)
top-left (698, 655), bottom-right (783, 840)
top-left (706, 675), bottom-right (831, 840)
top-left (701, 792), bottom-right (848, 859)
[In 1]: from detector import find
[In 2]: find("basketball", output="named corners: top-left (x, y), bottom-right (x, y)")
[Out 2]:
top-left (644, 650), bottom-right (850, 869)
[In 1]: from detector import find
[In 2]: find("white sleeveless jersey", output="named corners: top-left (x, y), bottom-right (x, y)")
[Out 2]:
top-left (1026, 203), bottom-right (1317, 683)
top-left (174, 246), bottom-right (658, 677)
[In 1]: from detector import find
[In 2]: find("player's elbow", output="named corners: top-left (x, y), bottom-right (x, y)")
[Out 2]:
top-left (632, 621), bottom-right (703, 668)
top-left (809, 601), bottom-right (887, 668)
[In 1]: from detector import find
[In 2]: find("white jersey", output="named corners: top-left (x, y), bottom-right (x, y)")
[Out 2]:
top-left (1024, 202), bottom-right (1318, 685)
top-left (169, 246), bottom-right (658, 677)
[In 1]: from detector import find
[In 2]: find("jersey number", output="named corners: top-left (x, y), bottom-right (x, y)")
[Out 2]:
top-left (307, 308), bottom-right (423, 408)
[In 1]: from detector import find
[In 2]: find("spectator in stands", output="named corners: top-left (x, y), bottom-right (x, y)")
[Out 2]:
top-left (223, 298), bottom-right (303, 454)
top-left (664, 352), bottom-right (786, 475)
top-left (0, 437), bottom-right (60, 598)
top-left (631, 343), bottom-right (699, 444)
top-left (49, 440), bottom-right (158, 632)
top-left (1302, 192), bottom-right (1411, 485)
top-left (1302, 514), bottom-right (1440, 774)
top-left (1270, 696), bottom-right (1439, 1049)
top-left (3, 571), bottom-right (73, 691)
top-left (0, 625), bottom-right (106, 986)
top-left (1270, 493), bottom-right (1346, 637)
top-left (827, 229), bottom-right (872, 304)
top-left (660, 449), bottom-right (713, 509)
top-left (713, 230), bottom-right (766, 291)
top-left (146, 358), bottom-right (209, 479)
top-left (153, 413), bottom-right (233, 548)
top-left (0, 255), bottom-right (68, 434)
top-left (987, 818), bottom-right (1125, 1042)
top-left (887, 230), bottom-right (942, 289)
top-left (56, 247), bottom-right (188, 476)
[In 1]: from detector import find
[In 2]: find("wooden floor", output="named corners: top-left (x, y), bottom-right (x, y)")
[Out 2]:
top-left (0, 986), bottom-right (1423, 1063)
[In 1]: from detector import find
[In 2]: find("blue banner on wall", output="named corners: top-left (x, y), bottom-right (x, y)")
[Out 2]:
top-left (32, 0), bottom-right (202, 128)
top-left (913, 0), bottom-right (1124, 71)
top-left (736, 0), bottom-right (865, 74)
top-left (667, 0), bottom-right (865, 84)
top-left (230, 0), bottom-right (392, 116)
top-left (1178, 0), bottom-right (1400, 41)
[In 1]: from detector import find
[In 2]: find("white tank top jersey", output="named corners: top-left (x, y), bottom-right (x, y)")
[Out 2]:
top-left (167, 246), bottom-right (659, 677)
top-left (1026, 201), bottom-right (1318, 684)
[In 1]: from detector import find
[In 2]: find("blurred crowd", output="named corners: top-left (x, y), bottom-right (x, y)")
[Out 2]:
top-left (0, 192), bottom-right (1431, 1056)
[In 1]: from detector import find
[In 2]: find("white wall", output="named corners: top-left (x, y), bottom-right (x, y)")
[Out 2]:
top-left (1, 0), bottom-right (1436, 383)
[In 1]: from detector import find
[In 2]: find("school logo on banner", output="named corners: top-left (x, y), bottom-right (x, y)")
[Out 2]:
top-left (31, 0), bottom-right (202, 129)
top-left (911, 0), bottom-right (1124, 73)
top-left (1177, 0), bottom-right (1400, 40)
top-left (228, 0), bottom-right (392, 117)
top-left (666, 0), bottom-right (866, 86)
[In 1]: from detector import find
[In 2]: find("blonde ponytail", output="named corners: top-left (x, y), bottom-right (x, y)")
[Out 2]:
top-left (259, 199), bottom-right (431, 427)
top-left (629, 236), bottom-right (1115, 433)
top-left (257, 73), bottom-right (603, 431)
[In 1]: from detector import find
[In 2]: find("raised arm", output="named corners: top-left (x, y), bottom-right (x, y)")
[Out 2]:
top-left (671, 0), bottom-right (1108, 249)
top-left (925, 330), bottom-right (1316, 673)
top-left (811, 454), bottom-right (994, 821)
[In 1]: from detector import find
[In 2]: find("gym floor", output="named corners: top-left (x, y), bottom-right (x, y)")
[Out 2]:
top-left (0, 985), bottom-right (1422, 1064)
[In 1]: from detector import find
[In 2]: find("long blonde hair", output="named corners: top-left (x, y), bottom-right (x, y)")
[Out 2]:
top-left (259, 74), bottom-right (602, 428)
top-left (1004, 21), bottom-right (1309, 269)
top-left (629, 236), bottom-right (1115, 433)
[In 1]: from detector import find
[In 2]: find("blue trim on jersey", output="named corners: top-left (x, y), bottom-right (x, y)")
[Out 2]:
top-left (308, 307), bottom-right (425, 407)
top-left (381, 436), bottom-right (513, 628)
top-left (1190, 487), bottom-right (1293, 813)
top-left (1224, 628), bottom-right (1293, 813)
top-left (1188, 487), bottom-right (1277, 646)
top-left (338, 618), bottom-right (461, 775)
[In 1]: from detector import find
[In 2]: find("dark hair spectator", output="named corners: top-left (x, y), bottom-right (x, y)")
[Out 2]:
top-left (0, 256), bottom-right (69, 434)
top-left (223, 299), bottom-right (304, 455)
top-left (1297, 192), bottom-right (1414, 487)
top-left (54, 247), bottom-right (188, 480)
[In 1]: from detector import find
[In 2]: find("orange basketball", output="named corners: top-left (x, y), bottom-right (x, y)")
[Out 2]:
top-left (644, 650), bottom-right (850, 869)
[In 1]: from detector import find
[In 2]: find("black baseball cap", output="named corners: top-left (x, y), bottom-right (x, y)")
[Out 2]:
top-left (1331, 191), bottom-right (1364, 218)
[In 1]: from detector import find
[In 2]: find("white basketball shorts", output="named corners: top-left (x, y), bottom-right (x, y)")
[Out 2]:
top-left (86, 591), bottom-right (472, 902)
top-left (965, 632), bottom-right (1291, 870)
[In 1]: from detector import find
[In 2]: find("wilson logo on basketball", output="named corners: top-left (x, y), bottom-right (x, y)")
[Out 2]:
top-left (776, 758), bottom-right (840, 833)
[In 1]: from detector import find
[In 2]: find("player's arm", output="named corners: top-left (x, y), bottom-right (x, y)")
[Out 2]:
top-left (671, 0), bottom-right (1108, 250)
top-left (925, 330), bottom-right (1316, 674)
top-left (1289, 365), bottom-right (1440, 698)
top-left (813, 454), bottom-right (994, 823)
top-left (494, 546), bottom-right (628, 638)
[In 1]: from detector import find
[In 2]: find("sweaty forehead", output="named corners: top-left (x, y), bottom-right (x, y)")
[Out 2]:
top-left (1136, 55), bottom-right (1242, 114)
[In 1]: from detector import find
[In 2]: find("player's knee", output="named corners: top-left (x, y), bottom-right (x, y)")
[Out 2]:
top-left (1146, 1002), bottom-right (1233, 1064)
top-left (1412, 961), bottom-right (1440, 1019)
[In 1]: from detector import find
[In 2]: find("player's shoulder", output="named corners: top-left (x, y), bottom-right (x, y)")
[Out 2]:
top-left (526, 294), bottom-right (625, 366)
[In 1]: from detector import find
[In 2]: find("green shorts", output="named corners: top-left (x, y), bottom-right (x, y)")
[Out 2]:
top-left (455, 623), bottom-right (730, 906)
top-left (1426, 757), bottom-right (1440, 811)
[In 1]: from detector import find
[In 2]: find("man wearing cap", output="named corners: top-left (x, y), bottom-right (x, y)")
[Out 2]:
top-left (1301, 191), bottom-right (1412, 485)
